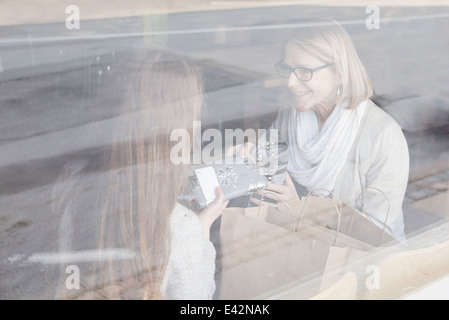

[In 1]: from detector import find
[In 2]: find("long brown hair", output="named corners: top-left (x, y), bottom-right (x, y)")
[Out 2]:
top-left (94, 47), bottom-right (204, 299)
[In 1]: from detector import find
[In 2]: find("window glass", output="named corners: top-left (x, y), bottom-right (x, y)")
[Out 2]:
top-left (1, 0), bottom-right (448, 300)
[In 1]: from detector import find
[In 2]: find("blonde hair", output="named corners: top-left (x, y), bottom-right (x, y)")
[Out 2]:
top-left (94, 47), bottom-right (204, 299)
top-left (284, 19), bottom-right (373, 109)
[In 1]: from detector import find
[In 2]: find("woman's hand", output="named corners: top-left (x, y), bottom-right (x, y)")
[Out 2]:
top-left (197, 187), bottom-right (229, 239)
top-left (250, 172), bottom-right (299, 208)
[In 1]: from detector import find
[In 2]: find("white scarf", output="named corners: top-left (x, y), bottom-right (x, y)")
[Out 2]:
top-left (287, 100), bottom-right (367, 193)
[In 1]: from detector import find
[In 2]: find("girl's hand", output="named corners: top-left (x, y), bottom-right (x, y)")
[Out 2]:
top-left (250, 172), bottom-right (299, 208)
top-left (197, 187), bottom-right (229, 239)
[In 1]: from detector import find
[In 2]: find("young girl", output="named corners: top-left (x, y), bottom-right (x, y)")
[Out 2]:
top-left (92, 47), bottom-right (228, 299)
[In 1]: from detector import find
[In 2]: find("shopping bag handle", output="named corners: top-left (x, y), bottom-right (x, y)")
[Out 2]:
top-left (297, 188), bottom-right (342, 245)
top-left (258, 190), bottom-right (296, 232)
top-left (248, 190), bottom-right (296, 247)
top-left (351, 186), bottom-right (390, 246)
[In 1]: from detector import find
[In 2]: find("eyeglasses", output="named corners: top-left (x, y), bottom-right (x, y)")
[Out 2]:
top-left (274, 62), bottom-right (334, 81)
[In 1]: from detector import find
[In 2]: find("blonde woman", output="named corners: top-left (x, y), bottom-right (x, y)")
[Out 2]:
top-left (92, 47), bottom-right (228, 299)
top-left (250, 19), bottom-right (409, 242)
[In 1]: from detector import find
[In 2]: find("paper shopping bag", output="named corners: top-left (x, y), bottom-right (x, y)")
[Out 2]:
top-left (247, 190), bottom-right (382, 297)
top-left (241, 203), bottom-right (373, 251)
top-left (318, 246), bottom-right (372, 294)
top-left (248, 190), bottom-right (375, 251)
top-left (217, 210), bottom-right (335, 299)
top-left (295, 188), bottom-right (398, 247)
top-left (217, 192), bottom-right (377, 300)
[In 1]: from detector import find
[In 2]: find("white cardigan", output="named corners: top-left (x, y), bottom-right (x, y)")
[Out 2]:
top-left (160, 203), bottom-right (216, 299)
top-left (272, 99), bottom-right (409, 242)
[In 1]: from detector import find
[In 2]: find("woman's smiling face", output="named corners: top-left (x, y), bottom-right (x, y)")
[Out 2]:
top-left (284, 41), bottom-right (339, 113)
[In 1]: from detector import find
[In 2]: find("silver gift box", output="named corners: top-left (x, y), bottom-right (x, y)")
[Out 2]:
top-left (186, 161), bottom-right (269, 210)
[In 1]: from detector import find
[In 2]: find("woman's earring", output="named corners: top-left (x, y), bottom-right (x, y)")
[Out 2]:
top-left (337, 85), bottom-right (342, 97)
